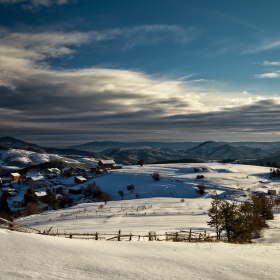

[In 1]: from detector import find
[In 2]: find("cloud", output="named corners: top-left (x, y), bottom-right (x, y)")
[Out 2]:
top-left (263, 61), bottom-right (280, 66)
top-left (1, 27), bottom-right (280, 145)
top-left (245, 39), bottom-right (280, 53)
top-left (255, 72), bottom-right (280, 78)
top-left (0, 0), bottom-right (70, 9)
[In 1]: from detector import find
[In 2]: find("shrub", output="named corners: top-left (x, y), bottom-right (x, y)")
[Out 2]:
top-left (127, 184), bottom-right (135, 193)
top-left (197, 184), bottom-right (206, 195)
top-left (151, 172), bottom-right (160, 181)
top-left (26, 203), bottom-right (40, 215)
top-left (99, 192), bottom-right (111, 204)
top-left (118, 190), bottom-right (124, 199)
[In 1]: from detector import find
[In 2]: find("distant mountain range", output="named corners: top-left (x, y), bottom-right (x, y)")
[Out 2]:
top-left (2, 136), bottom-right (280, 169)
top-left (69, 141), bottom-right (200, 152)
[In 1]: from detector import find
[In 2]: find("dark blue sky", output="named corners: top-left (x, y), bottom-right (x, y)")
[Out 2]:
top-left (0, 0), bottom-right (280, 146)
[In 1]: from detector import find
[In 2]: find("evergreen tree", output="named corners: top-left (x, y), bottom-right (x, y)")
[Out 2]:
top-left (207, 196), bottom-right (271, 243)
top-left (207, 197), bottom-right (222, 239)
top-left (24, 188), bottom-right (38, 206)
top-left (46, 189), bottom-right (59, 210)
top-left (0, 193), bottom-right (11, 216)
top-left (251, 194), bottom-right (274, 220)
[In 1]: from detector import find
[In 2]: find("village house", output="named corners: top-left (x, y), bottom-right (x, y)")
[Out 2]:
top-left (29, 176), bottom-right (47, 188)
top-left (98, 159), bottom-right (115, 169)
top-left (8, 172), bottom-right (21, 182)
top-left (35, 191), bottom-right (47, 203)
top-left (111, 164), bottom-right (123, 169)
top-left (49, 185), bottom-right (63, 195)
top-left (45, 168), bottom-right (60, 175)
top-left (0, 177), bottom-right (12, 184)
top-left (68, 186), bottom-right (84, 195)
top-left (12, 197), bottom-right (25, 209)
top-left (62, 167), bottom-right (77, 177)
top-left (74, 176), bottom-right (87, 184)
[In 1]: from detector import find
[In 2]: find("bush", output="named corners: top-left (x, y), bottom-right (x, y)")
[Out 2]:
top-left (99, 192), bottom-right (111, 204)
top-left (127, 184), bottom-right (135, 193)
top-left (118, 190), bottom-right (124, 199)
top-left (197, 184), bottom-right (206, 195)
top-left (151, 172), bottom-right (160, 181)
top-left (26, 203), bottom-right (40, 215)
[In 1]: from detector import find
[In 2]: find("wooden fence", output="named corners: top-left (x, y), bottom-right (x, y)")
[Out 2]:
top-left (0, 217), bottom-right (219, 242)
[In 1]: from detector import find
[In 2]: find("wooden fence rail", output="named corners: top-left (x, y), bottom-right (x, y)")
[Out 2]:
top-left (1, 217), bottom-right (219, 242)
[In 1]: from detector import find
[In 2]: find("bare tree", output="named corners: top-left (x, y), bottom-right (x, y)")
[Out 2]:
top-left (127, 184), bottom-right (135, 193)
top-left (100, 192), bottom-right (111, 204)
top-left (118, 190), bottom-right (124, 199)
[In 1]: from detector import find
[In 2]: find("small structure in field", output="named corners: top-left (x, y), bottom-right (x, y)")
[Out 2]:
top-left (68, 186), bottom-right (84, 195)
top-left (8, 172), bottom-right (21, 182)
top-left (74, 176), bottom-right (87, 184)
top-left (45, 168), bottom-right (60, 175)
top-left (112, 164), bottom-right (123, 169)
top-left (62, 167), bottom-right (77, 177)
top-left (35, 191), bottom-right (47, 202)
top-left (98, 159), bottom-right (115, 169)
top-left (50, 185), bottom-right (63, 195)
top-left (29, 176), bottom-right (47, 188)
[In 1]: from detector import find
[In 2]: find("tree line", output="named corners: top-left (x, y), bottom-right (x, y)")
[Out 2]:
top-left (207, 194), bottom-right (274, 243)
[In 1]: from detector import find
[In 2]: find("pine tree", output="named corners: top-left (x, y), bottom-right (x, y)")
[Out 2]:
top-left (207, 197), bottom-right (222, 239)
top-left (24, 188), bottom-right (38, 205)
top-left (0, 193), bottom-right (11, 216)
top-left (46, 189), bottom-right (59, 210)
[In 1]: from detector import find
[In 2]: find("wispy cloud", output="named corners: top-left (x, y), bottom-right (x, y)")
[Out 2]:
top-left (245, 39), bottom-right (280, 53)
top-left (255, 72), bottom-right (280, 78)
top-left (263, 61), bottom-right (280, 66)
top-left (0, 0), bottom-right (70, 9)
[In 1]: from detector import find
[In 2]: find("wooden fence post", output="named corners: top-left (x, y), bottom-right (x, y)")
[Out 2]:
top-left (95, 232), bottom-right (98, 240)
top-left (118, 230), bottom-right (121, 241)
top-left (188, 229), bottom-right (192, 242)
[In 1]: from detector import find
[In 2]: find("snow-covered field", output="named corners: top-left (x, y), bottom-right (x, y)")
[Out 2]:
top-left (2, 163), bottom-right (280, 279)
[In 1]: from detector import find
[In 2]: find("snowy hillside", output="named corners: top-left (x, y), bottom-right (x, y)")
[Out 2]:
top-left (16, 162), bottom-right (280, 235)
top-left (0, 148), bottom-right (98, 168)
top-left (2, 162), bottom-right (280, 279)
top-left (1, 228), bottom-right (280, 280)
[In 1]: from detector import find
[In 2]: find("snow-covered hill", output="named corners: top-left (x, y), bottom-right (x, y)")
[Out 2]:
top-left (0, 148), bottom-right (98, 168)
top-left (2, 162), bottom-right (280, 280)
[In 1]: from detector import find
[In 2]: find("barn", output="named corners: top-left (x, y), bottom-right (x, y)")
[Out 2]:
top-left (98, 160), bottom-right (115, 169)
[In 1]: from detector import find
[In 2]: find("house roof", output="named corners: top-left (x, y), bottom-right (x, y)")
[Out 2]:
top-left (10, 172), bottom-right (21, 176)
top-left (47, 168), bottom-right (60, 173)
top-left (99, 159), bottom-right (115, 164)
top-left (35, 191), bottom-right (47, 197)
top-left (75, 176), bottom-right (87, 181)
top-left (62, 167), bottom-right (74, 171)
top-left (30, 176), bottom-right (45, 181)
